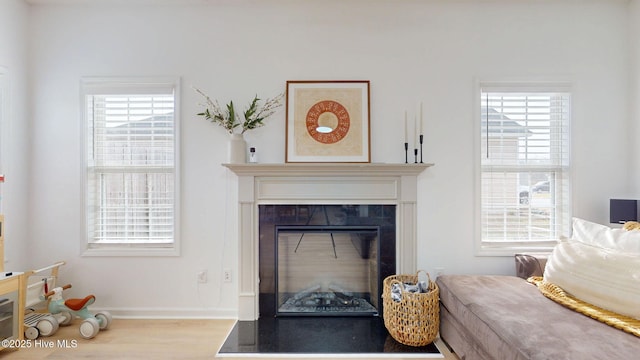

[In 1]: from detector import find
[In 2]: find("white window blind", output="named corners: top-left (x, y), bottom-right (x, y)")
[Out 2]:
top-left (83, 78), bottom-right (179, 255)
top-left (479, 84), bottom-right (571, 254)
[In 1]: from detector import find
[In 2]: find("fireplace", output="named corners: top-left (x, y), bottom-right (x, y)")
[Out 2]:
top-left (223, 163), bottom-right (430, 320)
top-left (259, 205), bottom-right (396, 317)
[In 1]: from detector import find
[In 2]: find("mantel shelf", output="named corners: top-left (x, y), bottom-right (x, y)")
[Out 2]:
top-left (222, 162), bottom-right (434, 177)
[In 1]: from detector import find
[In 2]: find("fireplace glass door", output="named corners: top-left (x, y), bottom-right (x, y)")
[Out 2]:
top-left (258, 205), bottom-right (396, 318)
top-left (275, 225), bottom-right (379, 316)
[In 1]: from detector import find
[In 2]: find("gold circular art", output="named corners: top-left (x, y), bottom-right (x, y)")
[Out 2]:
top-left (305, 100), bottom-right (350, 144)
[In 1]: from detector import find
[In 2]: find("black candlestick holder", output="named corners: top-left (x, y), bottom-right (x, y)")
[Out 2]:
top-left (404, 142), bottom-right (409, 163)
top-left (419, 134), bottom-right (424, 163)
top-left (414, 148), bottom-right (418, 163)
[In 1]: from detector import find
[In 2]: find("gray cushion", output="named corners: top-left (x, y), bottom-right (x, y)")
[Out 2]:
top-left (437, 274), bottom-right (640, 360)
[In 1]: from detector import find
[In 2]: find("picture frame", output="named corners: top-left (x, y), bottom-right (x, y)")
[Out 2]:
top-left (285, 80), bottom-right (370, 163)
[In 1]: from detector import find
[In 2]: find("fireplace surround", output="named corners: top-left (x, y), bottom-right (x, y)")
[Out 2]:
top-left (224, 163), bottom-right (431, 320)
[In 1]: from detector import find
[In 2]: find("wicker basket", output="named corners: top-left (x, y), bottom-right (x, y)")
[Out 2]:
top-left (382, 270), bottom-right (440, 347)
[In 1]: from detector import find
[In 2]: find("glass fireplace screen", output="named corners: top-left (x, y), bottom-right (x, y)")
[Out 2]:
top-left (275, 225), bottom-right (380, 316)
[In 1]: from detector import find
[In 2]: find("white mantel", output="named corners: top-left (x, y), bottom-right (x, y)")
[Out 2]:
top-left (223, 162), bottom-right (432, 320)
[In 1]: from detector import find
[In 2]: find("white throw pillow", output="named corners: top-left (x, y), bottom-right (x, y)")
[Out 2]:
top-left (544, 220), bottom-right (640, 319)
top-left (571, 217), bottom-right (640, 254)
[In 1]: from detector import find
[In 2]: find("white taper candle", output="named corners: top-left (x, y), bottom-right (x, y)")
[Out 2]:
top-left (420, 102), bottom-right (423, 135)
top-left (404, 111), bottom-right (408, 143)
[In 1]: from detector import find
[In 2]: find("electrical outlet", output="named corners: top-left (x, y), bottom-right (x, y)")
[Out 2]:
top-left (197, 270), bottom-right (208, 283)
top-left (223, 268), bottom-right (232, 283)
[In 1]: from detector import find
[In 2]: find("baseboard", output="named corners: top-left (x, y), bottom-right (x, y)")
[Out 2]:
top-left (90, 306), bottom-right (238, 319)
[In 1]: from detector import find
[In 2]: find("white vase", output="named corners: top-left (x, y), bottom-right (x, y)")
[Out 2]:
top-left (228, 133), bottom-right (247, 163)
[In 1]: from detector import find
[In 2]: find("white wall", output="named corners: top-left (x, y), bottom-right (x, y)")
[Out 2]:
top-left (24, 0), bottom-right (631, 317)
top-left (0, 0), bottom-right (31, 271)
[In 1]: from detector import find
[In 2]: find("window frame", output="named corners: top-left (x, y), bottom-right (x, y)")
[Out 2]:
top-left (474, 80), bottom-right (572, 256)
top-left (80, 76), bottom-right (181, 257)
top-left (0, 67), bottom-right (7, 191)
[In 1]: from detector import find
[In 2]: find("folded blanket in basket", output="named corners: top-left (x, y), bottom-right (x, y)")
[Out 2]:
top-left (390, 281), bottom-right (429, 302)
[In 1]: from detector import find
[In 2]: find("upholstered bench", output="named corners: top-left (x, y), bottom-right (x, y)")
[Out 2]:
top-left (437, 274), bottom-right (640, 360)
top-left (438, 218), bottom-right (640, 360)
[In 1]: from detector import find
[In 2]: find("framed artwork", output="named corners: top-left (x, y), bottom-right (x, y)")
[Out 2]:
top-left (286, 80), bottom-right (370, 163)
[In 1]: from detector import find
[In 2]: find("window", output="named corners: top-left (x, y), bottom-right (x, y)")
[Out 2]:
top-left (478, 82), bottom-right (571, 255)
top-left (82, 77), bottom-right (180, 256)
top-left (0, 67), bottom-right (6, 212)
top-left (0, 66), bottom-right (9, 211)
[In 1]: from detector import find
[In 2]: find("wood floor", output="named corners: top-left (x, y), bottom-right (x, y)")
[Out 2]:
top-left (1, 318), bottom-right (236, 360)
top-left (0, 319), bottom-right (458, 360)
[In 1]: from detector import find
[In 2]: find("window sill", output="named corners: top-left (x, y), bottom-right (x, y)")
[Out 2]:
top-left (82, 246), bottom-right (179, 257)
top-left (475, 244), bottom-right (556, 257)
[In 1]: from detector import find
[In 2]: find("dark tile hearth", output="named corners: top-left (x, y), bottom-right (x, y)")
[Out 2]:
top-left (218, 317), bottom-right (441, 357)
top-left (221, 205), bottom-right (442, 357)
